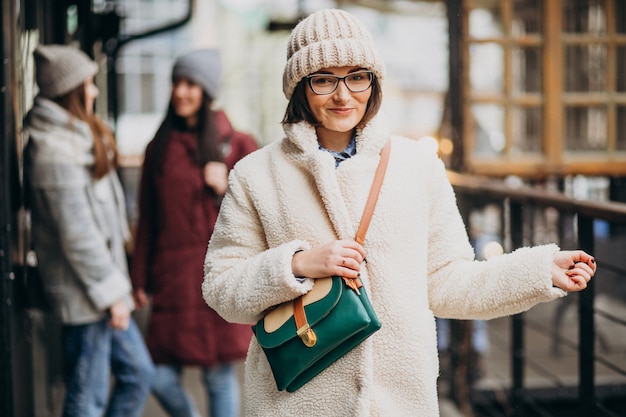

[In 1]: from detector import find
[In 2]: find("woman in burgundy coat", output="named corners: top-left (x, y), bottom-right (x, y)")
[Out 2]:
top-left (130, 49), bottom-right (258, 417)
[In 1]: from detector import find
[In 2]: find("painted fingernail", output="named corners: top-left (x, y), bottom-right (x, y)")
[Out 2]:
top-left (591, 258), bottom-right (595, 264)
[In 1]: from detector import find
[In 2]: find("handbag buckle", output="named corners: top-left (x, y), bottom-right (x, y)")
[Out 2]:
top-left (297, 324), bottom-right (317, 347)
top-left (342, 277), bottom-right (362, 295)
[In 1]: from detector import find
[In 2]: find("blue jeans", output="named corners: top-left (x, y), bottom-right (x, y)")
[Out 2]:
top-left (436, 318), bottom-right (489, 354)
top-left (151, 363), bottom-right (240, 417)
top-left (62, 318), bottom-right (155, 417)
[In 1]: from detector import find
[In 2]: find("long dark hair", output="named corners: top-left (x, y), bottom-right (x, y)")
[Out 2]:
top-left (149, 92), bottom-right (222, 174)
top-left (56, 84), bottom-right (118, 179)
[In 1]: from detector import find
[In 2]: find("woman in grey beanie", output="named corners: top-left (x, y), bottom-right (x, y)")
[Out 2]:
top-left (130, 48), bottom-right (258, 417)
top-left (23, 44), bottom-right (155, 417)
top-left (202, 8), bottom-right (595, 417)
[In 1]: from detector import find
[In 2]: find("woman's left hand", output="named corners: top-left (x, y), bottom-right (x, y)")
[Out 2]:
top-left (203, 161), bottom-right (228, 196)
top-left (108, 299), bottom-right (131, 330)
top-left (551, 250), bottom-right (596, 292)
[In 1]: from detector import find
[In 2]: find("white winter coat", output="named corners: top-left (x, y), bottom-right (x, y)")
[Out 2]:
top-left (202, 116), bottom-right (565, 416)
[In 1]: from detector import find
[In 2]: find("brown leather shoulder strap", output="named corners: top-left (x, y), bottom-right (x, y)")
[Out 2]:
top-left (294, 296), bottom-right (317, 346)
top-left (355, 139), bottom-right (391, 245)
top-left (291, 139), bottom-right (391, 342)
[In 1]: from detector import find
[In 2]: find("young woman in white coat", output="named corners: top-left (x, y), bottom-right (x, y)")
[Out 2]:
top-left (202, 9), bottom-right (596, 417)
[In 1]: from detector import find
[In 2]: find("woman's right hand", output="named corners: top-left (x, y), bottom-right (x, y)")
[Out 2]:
top-left (203, 161), bottom-right (229, 196)
top-left (291, 240), bottom-right (366, 279)
top-left (132, 288), bottom-right (149, 309)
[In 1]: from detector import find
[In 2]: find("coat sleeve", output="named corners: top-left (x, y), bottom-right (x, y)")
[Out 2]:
top-left (202, 167), bottom-right (314, 325)
top-left (35, 165), bottom-right (131, 311)
top-left (129, 142), bottom-right (157, 292)
top-left (425, 158), bottom-right (566, 320)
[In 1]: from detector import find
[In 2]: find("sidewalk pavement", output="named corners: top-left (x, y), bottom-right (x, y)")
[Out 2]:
top-left (142, 365), bottom-right (465, 417)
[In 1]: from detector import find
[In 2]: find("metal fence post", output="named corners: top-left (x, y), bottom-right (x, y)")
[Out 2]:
top-left (510, 201), bottom-right (525, 417)
top-left (578, 215), bottom-right (595, 417)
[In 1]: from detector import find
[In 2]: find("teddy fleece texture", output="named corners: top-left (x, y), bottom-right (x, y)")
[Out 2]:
top-left (202, 115), bottom-right (565, 417)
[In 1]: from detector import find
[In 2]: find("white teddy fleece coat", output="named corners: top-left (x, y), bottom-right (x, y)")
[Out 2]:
top-left (202, 116), bottom-right (566, 417)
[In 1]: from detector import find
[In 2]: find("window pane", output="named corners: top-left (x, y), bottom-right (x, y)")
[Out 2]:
top-left (564, 106), bottom-right (607, 151)
top-left (512, 0), bottom-right (542, 35)
top-left (512, 106), bottom-right (542, 153)
top-left (563, 0), bottom-right (607, 35)
top-left (470, 44), bottom-right (504, 93)
top-left (618, 106), bottom-right (626, 150)
top-left (618, 46), bottom-right (626, 92)
top-left (469, 1), bottom-right (503, 38)
top-left (141, 73), bottom-right (155, 113)
top-left (118, 73), bottom-right (143, 113)
top-left (512, 47), bottom-right (542, 93)
top-left (615, 0), bottom-right (626, 33)
top-left (472, 104), bottom-right (505, 156)
top-left (564, 45), bottom-right (607, 92)
top-left (117, 74), bottom-right (126, 114)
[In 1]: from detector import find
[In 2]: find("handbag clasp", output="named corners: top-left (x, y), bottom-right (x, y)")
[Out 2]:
top-left (297, 324), bottom-right (317, 347)
top-left (342, 277), bottom-right (362, 295)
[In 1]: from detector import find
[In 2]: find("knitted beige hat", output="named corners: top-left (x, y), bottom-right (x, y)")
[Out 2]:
top-left (282, 8), bottom-right (386, 99)
top-left (34, 44), bottom-right (99, 99)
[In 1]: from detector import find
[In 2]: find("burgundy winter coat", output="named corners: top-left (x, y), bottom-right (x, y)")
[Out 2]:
top-left (131, 110), bottom-right (258, 366)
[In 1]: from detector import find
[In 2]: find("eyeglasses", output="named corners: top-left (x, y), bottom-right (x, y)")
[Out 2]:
top-left (305, 71), bottom-right (374, 95)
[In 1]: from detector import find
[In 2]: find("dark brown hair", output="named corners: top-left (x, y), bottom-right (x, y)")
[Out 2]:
top-left (149, 92), bottom-right (222, 175)
top-left (57, 84), bottom-right (118, 179)
top-left (282, 75), bottom-right (383, 128)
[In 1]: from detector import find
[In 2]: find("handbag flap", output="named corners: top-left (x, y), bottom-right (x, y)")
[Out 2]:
top-left (254, 277), bottom-right (342, 348)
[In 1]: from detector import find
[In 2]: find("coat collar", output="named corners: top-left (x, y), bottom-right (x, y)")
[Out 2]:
top-left (279, 115), bottom-right (390, 241)
top-left (25, 96), bottom-right (95, 167)
top-left (281, 114), bottom-right (389, 159)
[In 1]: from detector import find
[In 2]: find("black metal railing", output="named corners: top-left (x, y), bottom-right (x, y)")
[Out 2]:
top-left (448, 172), bottom-right (626, 417)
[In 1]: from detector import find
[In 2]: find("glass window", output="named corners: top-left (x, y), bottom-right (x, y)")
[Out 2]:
top-left (141, 73), bottom-right (155, 113)
top-left (66, 5), bottom-right (78, 36)
top-left (564, 106), bottom-right (607, 151)
top-left (563, 0), bottom-right (607, 35)
top-left (511, 106), bottom-right (542, 153)
top-left (117, 73), bottom-right (142, 114)
top-left (463, 0), bottom-right (626, 175)
top-left (617, 46), bottom-right (626, 92)
top-left (470, 43), bottom-right (504, 93)
top-left (512, 46), bottom-right (542, 93)
top-left (616, 1), bottom-right (626, 33)
top-left (512, 0), bottom-right (542, 35)
top-left (617, 106), bottom-right (626, 150)
top-left (472, 104), bottom-right (505, 156)
top-left (469, 2), bottom-right (503, 39)
top-left (564, 45), bottom-right (607, 92)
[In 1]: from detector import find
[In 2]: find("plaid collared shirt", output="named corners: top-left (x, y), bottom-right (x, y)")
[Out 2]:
top-left (319, 134), bottom-right (357, 168)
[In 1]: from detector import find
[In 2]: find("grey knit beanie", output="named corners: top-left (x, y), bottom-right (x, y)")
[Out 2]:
top-left (172, 49), bottom-right (221, 100)
top-left (34, 44), bottom-right (99, 99)
top-left (282, 8), bottom-right (386, 99)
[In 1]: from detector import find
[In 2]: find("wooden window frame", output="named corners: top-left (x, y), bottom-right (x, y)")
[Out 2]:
top-left (462, 0), bottom-right (626, 178)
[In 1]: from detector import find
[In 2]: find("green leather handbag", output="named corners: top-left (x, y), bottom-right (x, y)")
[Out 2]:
top-left (253, 275), bottom-right (380, 392)
top-left (252, 140), bottom-right (390, 392)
